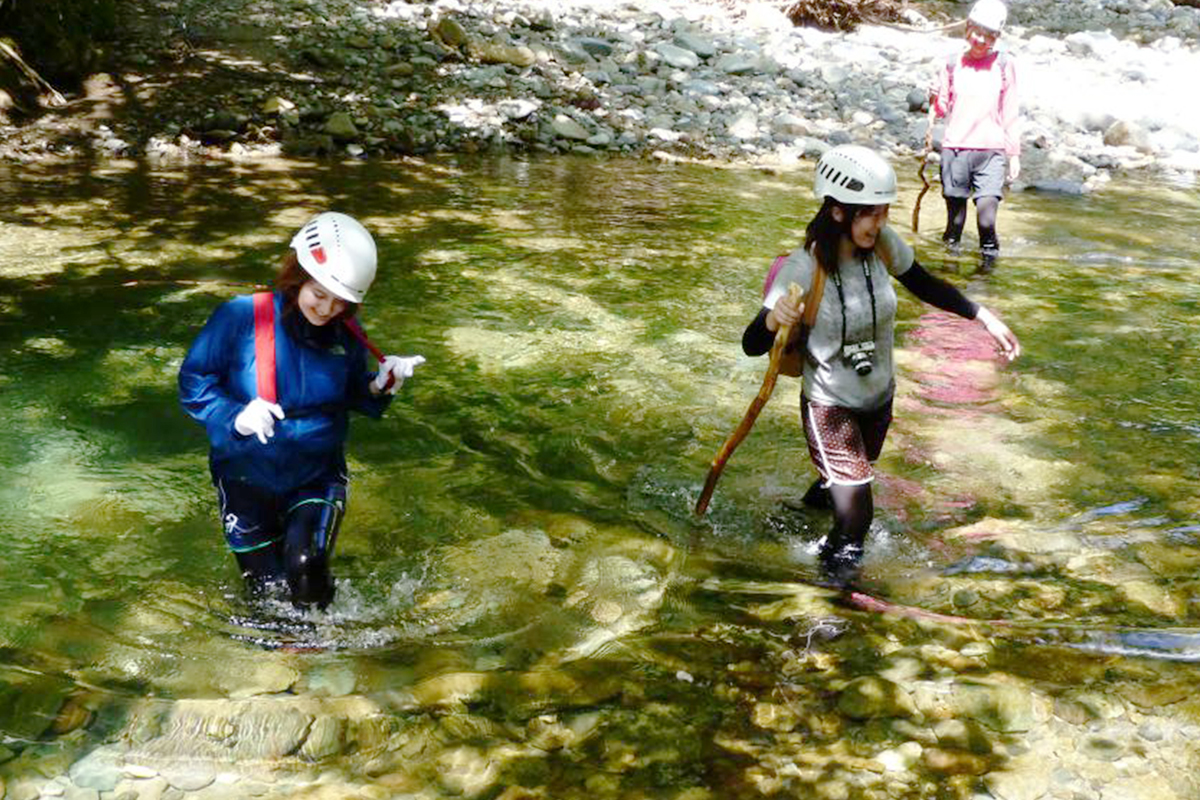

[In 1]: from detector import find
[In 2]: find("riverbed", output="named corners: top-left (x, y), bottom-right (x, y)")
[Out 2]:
top-left (2, 155), bottom-right (1200, 799)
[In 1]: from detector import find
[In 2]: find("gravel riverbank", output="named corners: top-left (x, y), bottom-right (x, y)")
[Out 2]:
top-left (3, 0), bottom-right (1200, 193)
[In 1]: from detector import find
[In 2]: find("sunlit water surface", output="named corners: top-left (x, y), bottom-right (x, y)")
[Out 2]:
top-left (3, 156), bottom-right (1200, 797)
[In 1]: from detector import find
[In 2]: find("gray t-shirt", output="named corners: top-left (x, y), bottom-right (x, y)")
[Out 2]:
top-left (763, 225), bottom-right (914, 410)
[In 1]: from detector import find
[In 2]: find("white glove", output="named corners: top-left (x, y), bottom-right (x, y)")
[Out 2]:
top-left (373, 355), bottom-right (426, 394)
top-left (234, 397), bottom-right (286, 444)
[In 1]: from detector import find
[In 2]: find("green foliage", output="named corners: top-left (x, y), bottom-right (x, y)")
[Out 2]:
top-left (0, 0), bottom-right (117, 83)
top-left (783, 0), bottom-right (909, 31)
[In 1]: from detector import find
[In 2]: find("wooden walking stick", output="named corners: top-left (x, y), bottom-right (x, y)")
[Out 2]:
top-left (695, 283), bottom-right (804, 516)
top-left (912, 105), bottom-right (937, 233)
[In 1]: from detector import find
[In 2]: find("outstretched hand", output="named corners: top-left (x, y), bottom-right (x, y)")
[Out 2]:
top-left (976, 306), bottom-right (1020, 361)
top-left (373, 355), bottom-right (426, 394)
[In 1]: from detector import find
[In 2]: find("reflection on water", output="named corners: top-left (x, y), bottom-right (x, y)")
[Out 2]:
top-left (3, 156), bottom-right (1200, 797)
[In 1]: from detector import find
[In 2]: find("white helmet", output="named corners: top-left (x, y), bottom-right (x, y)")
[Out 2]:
top-left (813, 144), bottom-right (898, 206)
top-left (968, 0), bottom-right (1007, 33)
top-left (289, 212), bottom-right (377, 303)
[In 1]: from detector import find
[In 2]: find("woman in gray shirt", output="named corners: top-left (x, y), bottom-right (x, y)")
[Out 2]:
top-left (743, 145), bottom-right (1020, 585)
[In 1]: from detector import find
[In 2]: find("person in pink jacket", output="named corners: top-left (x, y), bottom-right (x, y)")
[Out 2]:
top-left (928, 0), bottom-right (1020, 264)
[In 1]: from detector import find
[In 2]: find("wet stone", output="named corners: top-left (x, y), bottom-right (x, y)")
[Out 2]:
top-left (933, 718), bottom-right (992, 755)
top-left (985, 753), bottom-right (1052, 800)
top-left (551, 115), bottom-right (590, 141)
top-left (163, 763), bottom-right (216, 792)
top-left (304, 664), bottom-right (358, 698)
top-left (575, 37), bottom-right (613, 57)
top-left (299, 716), bottom-right (345, 761)
top-left (113, 777), bottom-right (168, 800)
top-left (67, 746), bottom-right (123, 792)
top-left (673, 31), bottom-right (716, 58)
top-left (411, 671), bottom-right (489, 707)
top-left (837, 676), bottom-right (917, 720)
top-left (959, 680), bottom-right (1038, 734)
top-left (219, 662), bottom-right (300, 698)
top-left (1079, 735), bottom-right (1124, 762)
top-left (751, 702), bottom-right (798, 732)
top-left (1075, 691), bottom-right (1125, 720)
top-left (876, 741), bottom-right (922, 772)
top-left (1138, 721), bottom-right (1165, 742)
top-left (323, 112), bottom-right (360, 140)
top-left (526, 715), bottom-right (575, 751)
top-left (1120, 681), bottom-right (1190, 709)
top-left (234, 707), bottom-right (313, 760)
top-left (923, 747), bottom-right (991, 775)
top-left (952, 588), bottom-right (979, 608)
top-left (436, 746), bottom-right (498, 797)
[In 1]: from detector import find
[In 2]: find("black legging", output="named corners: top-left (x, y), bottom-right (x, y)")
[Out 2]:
top-left (227, 481), bottom-right (345, 609)
top-left (944, 195), bottom-right (1000, 253)
top-left (283, 491), bottom-right (343, 609)
top-left (819, 483), bottom-right (874, 575)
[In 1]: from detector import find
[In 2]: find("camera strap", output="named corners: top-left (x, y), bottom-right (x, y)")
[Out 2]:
top-left (830, 258), bottom-right (878, 350)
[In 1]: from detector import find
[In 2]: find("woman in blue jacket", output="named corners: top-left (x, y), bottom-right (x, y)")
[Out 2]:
top-left (179, 212), bottom-right (424, 609)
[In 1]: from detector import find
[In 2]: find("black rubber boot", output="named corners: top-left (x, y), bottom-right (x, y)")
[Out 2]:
top-left (818, 538), bottom-right (863, 589)
top-left (284, 485), bottom-right (345, 610)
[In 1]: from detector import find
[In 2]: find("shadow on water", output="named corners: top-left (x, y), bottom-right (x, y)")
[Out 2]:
top-left (3, 156), bottom-right (1200, 797)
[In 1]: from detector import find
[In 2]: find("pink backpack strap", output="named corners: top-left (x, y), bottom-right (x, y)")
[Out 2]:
top-left (252, 292), bottom-right (277, 403)
top-left (762, 253), bottom-right (789, 298)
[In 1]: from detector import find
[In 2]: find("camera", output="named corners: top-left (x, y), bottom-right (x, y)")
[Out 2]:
top-left (843, 341), bottom-right (875, 376)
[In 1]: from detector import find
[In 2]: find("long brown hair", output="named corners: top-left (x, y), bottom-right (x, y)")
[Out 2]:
top-left (274, 250), bottom-right (358, 320)
top-left (804, 197), bottom-right (870, 274)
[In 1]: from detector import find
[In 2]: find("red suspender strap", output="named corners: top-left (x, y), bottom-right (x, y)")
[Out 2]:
top-left (252, 292), bottom-right (278, 403)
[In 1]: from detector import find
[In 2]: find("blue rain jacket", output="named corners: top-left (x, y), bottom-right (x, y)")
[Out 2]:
top-left (179, 292), bottom-right (390, 493)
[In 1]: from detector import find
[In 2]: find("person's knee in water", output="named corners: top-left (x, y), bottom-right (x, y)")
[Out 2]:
top-left (819, 483), bottom-right (874, 584)
top-left (218, 478), bottom-right (287, 596)
top-left (976, 195), bottom-right (1001, 257)
top-left (943, 196), bottom-right (969, 247)
top-left (284, 483), bottom-right (346, 609)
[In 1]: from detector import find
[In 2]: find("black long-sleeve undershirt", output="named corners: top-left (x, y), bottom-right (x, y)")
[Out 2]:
top-left (741, 260), bottom-right (979, 356)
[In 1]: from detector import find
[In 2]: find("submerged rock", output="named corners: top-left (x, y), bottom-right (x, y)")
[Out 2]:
top-left (837, 676), bottom-right (917, 720)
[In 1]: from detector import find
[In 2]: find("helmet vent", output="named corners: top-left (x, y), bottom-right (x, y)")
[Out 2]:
top-left (289, 212), bottom-right (378, 303)
top-left (819, 163), bottom-right (864, 193)
top-left (813, 144), bottom-right (898, 205)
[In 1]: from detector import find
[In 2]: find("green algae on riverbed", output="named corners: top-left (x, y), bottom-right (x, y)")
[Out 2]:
top-left (2, 155), bottom-right (1200, 798)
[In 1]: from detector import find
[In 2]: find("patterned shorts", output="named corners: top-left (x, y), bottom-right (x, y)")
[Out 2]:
top-left (801, 396), bottom-right (893, 486)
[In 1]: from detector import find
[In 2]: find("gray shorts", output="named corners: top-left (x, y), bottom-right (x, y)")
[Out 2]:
top-left (941, 148), bottom-right (1006, 200)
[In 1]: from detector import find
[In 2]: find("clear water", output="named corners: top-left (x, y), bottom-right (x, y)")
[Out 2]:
top-left (3, 156), bottom-right (1200, 796)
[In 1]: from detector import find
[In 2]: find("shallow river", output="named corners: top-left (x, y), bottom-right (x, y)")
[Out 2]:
top-left (2, 156), bottom-right (1200, 798)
